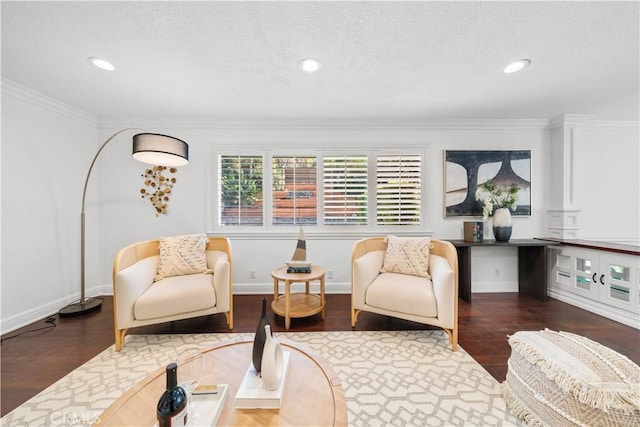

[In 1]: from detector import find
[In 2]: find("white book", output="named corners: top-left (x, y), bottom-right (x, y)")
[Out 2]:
top-left (189, 383), bottom-right (228, 426)
top-left (234, 351), bottom-right (291, 409)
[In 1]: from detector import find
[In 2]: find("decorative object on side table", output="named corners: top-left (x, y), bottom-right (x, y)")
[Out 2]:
top-left (287, 227), bottom-right (311, 273)
top-left (291, 226), bottom-right (307, 260)
top-left (476, 181), bottom-right (520, 242)
top-left (251, 298), bottom-right (271, 373)
top-left (285, 260), bottom-right (312, 272)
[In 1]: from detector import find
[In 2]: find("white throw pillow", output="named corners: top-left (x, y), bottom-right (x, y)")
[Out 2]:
top-left (155, 233), bottom-right (209, 281)
top-left (380, 235), bottom-right (432, 279)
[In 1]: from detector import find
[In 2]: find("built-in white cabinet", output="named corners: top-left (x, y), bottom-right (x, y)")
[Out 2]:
top-left (549, 245), bottom-right (639, 329)
top-left (599, 253), bottom-right (639, 312)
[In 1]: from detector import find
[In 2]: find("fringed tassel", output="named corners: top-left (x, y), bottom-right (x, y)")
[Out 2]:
top-left (505, 361), bottom-right (588, 427)
top-left (509, 330), bottom-right (640, 414)
top-left (501, 382), bottom-right (545, 427)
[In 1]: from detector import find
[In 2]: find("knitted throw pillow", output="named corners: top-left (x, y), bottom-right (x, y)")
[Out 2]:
top-left (155, 233), bottom-right (210, 281)
top-left (380, 235), bottom-right (432, 279)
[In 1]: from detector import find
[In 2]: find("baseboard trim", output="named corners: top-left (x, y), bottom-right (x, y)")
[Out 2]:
top-left (472, 281), bottom-right (518, 293)
top-left (2, 297), bottom-right (70, 334)
top-left (548, 289), bottom-right (640, 329)
top-left (1, 286), bottom-right (105, 335)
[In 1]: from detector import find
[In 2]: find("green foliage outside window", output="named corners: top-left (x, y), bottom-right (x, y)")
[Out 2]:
top-left (220, 157), bottom-right (263, 207)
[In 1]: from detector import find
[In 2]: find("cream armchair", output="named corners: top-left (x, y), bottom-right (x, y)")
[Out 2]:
top-left (351, 237), bottom-right (459, 351)
top-left (112, 236), bottom-right (233, 351)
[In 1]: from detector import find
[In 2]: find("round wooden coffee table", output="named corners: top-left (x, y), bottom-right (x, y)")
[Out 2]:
top-left (97, 339), bottom-right (347, 426)
top-left (271, 265), bottom-right (326, 329)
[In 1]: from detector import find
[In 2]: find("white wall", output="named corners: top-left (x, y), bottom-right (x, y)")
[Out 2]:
top-left (2, 80), bottom-right (638, 332)
top-left (1, 80), bottom-right (98, 330)
top-left (573, 124), bottom-right (640, 244)
top-left (94, 122), bottom-right (550, 296)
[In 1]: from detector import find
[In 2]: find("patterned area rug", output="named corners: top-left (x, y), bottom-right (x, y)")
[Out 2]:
top-left (2, 330), bottom-right (521, 426)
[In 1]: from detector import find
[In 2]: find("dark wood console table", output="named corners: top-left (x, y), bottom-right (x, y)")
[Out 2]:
top-left (448, 239), bottom-right (558, 303)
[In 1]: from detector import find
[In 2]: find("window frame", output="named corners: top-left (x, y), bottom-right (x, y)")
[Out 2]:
top-left (211, 147), bottom-right (428, 234)
top-left (375, 152), bottom-right (423, 226)
top-left (322, 153), bottom-right (369, 226)
top-left (271, 154), bottom-right (319, 227)
top-left (217, 153), bottom-right (265, 227)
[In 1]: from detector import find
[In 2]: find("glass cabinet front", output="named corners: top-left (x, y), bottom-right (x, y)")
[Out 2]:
top-left (550, 247), bottom-right (639, 325)
top-left (599, 257), bottom-right (635, 310)
top-left (573, 255), bottom-right (598, 297)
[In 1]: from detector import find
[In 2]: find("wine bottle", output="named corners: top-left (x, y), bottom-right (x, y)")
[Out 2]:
top-left (157, 363), bottom-right (188, 427)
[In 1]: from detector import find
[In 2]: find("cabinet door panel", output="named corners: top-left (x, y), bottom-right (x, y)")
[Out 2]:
top-left (571, 252), bottom-right (600, 299)
top-left (599, 255), bottom-right (639, 313)
top-left (548, 245), bottom-right (640, 328)
top-left (550, 249), bottom-right (573, 292)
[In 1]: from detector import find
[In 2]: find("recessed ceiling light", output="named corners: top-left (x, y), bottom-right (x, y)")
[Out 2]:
top-left (88, 57), bottom-right (115, 71)
top-left (504, 59), bottom-right (531, 74)
top-left (299, 58), bottom-right (321, 73)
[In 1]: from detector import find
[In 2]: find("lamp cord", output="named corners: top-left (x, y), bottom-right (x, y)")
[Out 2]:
top-left (1, 317), bottom-right (57, 344)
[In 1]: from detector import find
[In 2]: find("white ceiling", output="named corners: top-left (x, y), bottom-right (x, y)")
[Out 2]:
top-left (2, 1), bottom-right (639, 122)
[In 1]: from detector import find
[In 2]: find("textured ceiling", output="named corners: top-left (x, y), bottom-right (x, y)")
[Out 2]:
top-left (2, 1), bottom-right (638, 121)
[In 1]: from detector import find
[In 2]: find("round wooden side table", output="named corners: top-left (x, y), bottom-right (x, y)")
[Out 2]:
top-left (271, 265), bottom-right (326, 329)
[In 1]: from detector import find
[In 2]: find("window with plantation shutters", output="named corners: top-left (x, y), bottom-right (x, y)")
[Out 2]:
top-left (272, 156), bottom-right (317, 226)
top-left (214, 149), bottom-right (425, 231)
top-left (376, 154), bottom-right (422, 225)
top-left (218, 155), bottom-right (263, 226)
top-left (322, 155), bottom-right (368, 225)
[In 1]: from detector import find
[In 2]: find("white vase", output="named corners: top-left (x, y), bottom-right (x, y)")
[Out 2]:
top-left (492, 208), bottom-right (512, 242)
top-left (260, 325), bottom-right (284, 390)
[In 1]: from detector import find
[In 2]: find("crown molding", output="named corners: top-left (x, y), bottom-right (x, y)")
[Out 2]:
top-left (3, 82), bottom-right (632, 132)
top-left (98, 117), bottom-right (552, 131)
top-left (550, 113), bottom-right (638, 130)
top-left (1, 78), bottom-right (97, 127)
top-left (579, 120), bottom-right (639, 130)
top-left (98, 117), bottom-right (638, 131)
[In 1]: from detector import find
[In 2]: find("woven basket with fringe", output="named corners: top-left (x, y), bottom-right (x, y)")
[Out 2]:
top-left (502, 329), bottom-right (640, 427)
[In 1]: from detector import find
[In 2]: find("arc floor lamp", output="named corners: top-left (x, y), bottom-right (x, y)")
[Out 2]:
top-left (58, 129), bottom-right (189, 317)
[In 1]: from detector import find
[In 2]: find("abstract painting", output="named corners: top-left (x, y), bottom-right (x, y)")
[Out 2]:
top-left (444, 150), bottom-right (531, 217)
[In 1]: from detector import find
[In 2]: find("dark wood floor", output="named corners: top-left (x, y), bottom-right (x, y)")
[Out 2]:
top-left (2, 293), bottom-right (639, 417)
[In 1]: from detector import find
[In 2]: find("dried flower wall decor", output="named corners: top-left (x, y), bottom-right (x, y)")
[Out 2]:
top-left (140, 166), bottom-right (177, 216)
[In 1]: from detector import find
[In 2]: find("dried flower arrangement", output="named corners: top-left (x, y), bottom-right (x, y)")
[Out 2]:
top-left (140, 166), bottom-right (177, 216)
